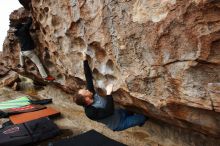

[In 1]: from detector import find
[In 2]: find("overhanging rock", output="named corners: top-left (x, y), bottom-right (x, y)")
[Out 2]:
top-left (2, 0), bottom-right (220, 137)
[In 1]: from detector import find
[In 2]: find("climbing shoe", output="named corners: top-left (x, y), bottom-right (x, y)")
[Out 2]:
top-left (138, 116), bottom-right (149, 127)
top-left (44, 75), bottom-right (55, 81)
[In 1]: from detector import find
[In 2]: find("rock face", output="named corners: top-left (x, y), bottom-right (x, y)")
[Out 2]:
top-left (0, 53), bottom-right (9, 76)
top-left (2, 0), bottom-right (220, 138)
top-left (0, 52), bottom-right (19, 88)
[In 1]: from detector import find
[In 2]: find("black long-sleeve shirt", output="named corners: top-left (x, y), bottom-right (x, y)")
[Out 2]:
top-left (15, 18), bottom-right (35, 51)
top-left (83, 60), bottom-right (95, 94)
top-left (83, 60), bottom-right (114, 120)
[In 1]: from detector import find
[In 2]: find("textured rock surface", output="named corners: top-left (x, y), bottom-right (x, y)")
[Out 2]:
top-left (2, 0), bottom-right (220, 138)
top-left (0, 53), bottom-right (19, 88)
top-left (0, 53), bottom-right (9, 77)
top-left (0, 71), bottom-right (19, 88)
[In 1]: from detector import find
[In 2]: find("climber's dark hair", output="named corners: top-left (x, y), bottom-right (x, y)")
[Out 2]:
top-left (9, 21), bottom-right (23, 29)
top-left (74, 93), bottom-right (87, 106)
top-left (15, 23), bottom-right (23, 29)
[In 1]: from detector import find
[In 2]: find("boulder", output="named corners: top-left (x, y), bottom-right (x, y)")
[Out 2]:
top-left (2, 0), bottom-right (220, 137)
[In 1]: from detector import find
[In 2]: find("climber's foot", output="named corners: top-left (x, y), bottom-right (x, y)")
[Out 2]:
top-left (139, 116), bottom-right (149, 127)
top-left (44, 75), bottom-right (55, 81)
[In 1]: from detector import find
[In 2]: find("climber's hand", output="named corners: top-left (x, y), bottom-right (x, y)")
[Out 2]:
top-left (106, 84), bottom-right (114, 95)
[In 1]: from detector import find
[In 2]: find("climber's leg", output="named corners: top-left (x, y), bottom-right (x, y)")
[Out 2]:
top-left (19, 52), bottom-right (25, 67)
top-left (113, 109), bottom-right (148, 131)
top-left (23, 50), bottom-right (48, 78)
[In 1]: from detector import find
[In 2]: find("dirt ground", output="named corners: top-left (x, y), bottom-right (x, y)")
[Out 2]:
top-left (0, 87), bottom-right (159, 146)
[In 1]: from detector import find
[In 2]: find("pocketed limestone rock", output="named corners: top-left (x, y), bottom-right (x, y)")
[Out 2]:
top-left (1, 0), bottom-right (220, 138)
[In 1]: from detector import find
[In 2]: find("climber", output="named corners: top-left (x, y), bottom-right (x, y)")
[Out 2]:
top-left (74, 51), bottom-right (148, 131)
top-left (13, 17), bottom-right (55, 81)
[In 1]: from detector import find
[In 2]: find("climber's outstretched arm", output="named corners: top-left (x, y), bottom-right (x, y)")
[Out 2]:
top-left (83, 52), bottom-right (95, 94)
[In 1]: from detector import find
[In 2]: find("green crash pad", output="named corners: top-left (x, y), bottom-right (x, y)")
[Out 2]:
top-left (0, 96), bottom-right (31, 110)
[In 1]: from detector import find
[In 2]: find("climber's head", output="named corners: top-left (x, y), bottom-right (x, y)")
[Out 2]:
top-left (15, 23), bottom-right (23, 30)
top-left (75, 89), bottom-right (93, 106)
top-left (9, 21), bottom-right (22, 30)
